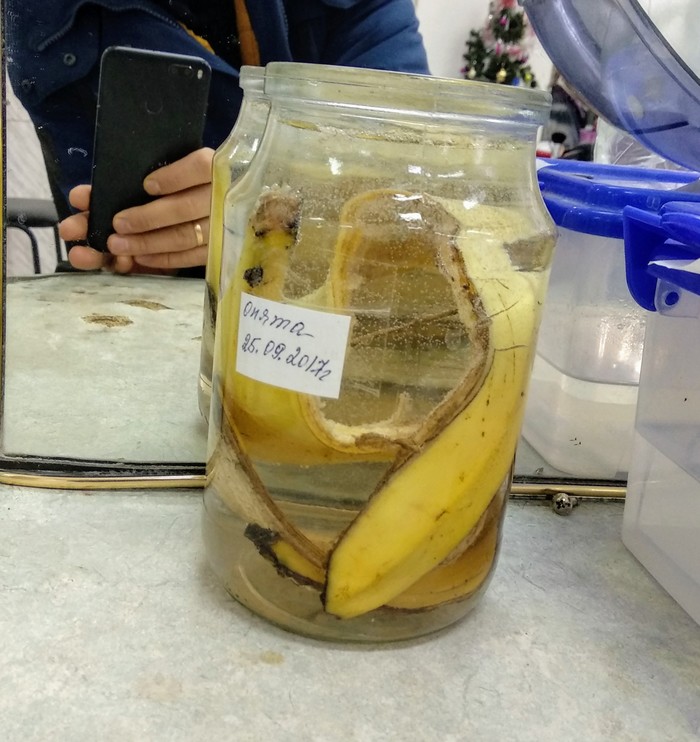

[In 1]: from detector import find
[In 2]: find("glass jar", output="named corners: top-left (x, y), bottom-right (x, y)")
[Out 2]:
top-left (198, 66), bottom-right (269, 421)
top-left (203, 62), bottom-right (556, 642)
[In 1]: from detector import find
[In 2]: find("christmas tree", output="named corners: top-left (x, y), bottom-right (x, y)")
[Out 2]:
top-left (462, 0), bottom-right (538, 87)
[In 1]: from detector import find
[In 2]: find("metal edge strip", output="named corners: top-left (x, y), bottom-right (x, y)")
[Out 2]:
top-left (1, 26), bottom-right (7, 441)
top-left (0, 469), bottom-right (624, 499)
top-left (0, 471), bottom-right (206, 490)
top-left (511, 482), bottom-right (626, 499)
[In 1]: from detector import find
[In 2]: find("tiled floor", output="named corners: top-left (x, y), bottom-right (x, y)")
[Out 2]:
top-left (5, 76), bottom-right (66, 276)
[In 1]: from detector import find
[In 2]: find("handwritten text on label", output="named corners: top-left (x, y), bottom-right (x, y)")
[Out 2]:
top-left (236, 292), bottom-right (351, 398)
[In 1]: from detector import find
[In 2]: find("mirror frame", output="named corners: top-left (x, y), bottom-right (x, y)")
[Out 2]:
top-left (0, 21), bottom-right (205, 488)
top-left (0, 6), bottom-right (625, 496)
top-left (0, 5), bottom-right (207, 488)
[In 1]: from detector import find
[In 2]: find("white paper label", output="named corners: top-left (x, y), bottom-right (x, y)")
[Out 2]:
top-left (235, 292), bottom-right (351, 399)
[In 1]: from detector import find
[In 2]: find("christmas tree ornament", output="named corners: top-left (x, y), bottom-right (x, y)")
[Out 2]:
top-left (463, 0), bottom-right (538, 86)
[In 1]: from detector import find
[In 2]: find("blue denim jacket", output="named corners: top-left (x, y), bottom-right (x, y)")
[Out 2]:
top-left (7, 0), bottom-right (429, 208)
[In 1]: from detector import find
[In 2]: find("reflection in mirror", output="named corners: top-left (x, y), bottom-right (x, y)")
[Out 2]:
top-left (3, 272), bottom-right (207, 463)
top-left (1, 2), bottom-right (625, 490)
top-left (4, 81), bottom-right (208, 469)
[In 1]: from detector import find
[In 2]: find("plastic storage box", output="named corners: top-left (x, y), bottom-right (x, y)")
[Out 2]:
top-left (518, 0), bottom-right (700, 624)
top-left (522, 161), bottom-right (700, 479)
top-left (622, 202), bottom-right (700, 625)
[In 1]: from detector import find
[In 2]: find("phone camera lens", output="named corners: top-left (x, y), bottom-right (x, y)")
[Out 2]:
top-left (168, 64), bottom-right (194, 78)
top-left (145, 96), bottom-right (164, 115)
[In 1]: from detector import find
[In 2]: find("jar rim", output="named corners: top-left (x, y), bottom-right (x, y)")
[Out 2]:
top-left (239, 65), bottom-right (265, 94)
top-left (264, 62), bottom-right (551, 124)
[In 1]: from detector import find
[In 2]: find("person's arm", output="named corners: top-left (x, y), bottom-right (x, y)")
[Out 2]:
top-left (303, 0), bottom-right (430, 74)
top-left (282, 0), bottom-right (429, 74)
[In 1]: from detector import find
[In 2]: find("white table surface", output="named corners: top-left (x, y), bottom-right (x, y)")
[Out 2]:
top-left (1, 487), bottom-right (698, 741)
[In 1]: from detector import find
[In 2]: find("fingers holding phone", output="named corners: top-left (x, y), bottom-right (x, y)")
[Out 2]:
top-left (60, 185), bottom-right (123, 272)
top-left (62, 148), bottom-right (215, 273)
top-left (82, 46), bottom-right (211, 271)
top-left (110, 216), bottom-right (210, 271)
top-left (108, 148), bottom-right (214, 270)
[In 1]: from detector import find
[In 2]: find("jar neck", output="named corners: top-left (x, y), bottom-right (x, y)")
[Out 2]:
top-left (263, 62), bottom-right (551, 133)
top-left (239, 65), bottom-right (265, 98)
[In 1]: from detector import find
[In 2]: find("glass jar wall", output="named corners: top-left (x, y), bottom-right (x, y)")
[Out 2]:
top-left (198, 66), bottom-right (269, 421)
top-left (203, 63), bottom-right (556, 642)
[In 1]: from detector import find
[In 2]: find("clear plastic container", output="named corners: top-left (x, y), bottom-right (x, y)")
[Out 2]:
top-left (203, 62), bottom-right (555, 642)
top-left (623, 274), bottom-right (700, 624)
top-left (198, 66), bottom-right (269, 421)
top-left (523, 161), bottom-right (700, 479)
top-left (521, 0), bottom-right (700, 171)
top-left (621, 202), bottom-right (700, 625)
top-left (523, 0), bottom-right (700, 622)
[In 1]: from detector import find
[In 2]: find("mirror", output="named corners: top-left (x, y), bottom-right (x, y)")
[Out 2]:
top-left (2, 3), bottom-right (208, 482)
top-left (0, 2), bottom-right (625, 494)
top-left (2, 134), bottom-right (208, 481)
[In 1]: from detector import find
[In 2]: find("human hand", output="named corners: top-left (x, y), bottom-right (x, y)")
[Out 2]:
top-left (59, 147), bottom-right (215, 273)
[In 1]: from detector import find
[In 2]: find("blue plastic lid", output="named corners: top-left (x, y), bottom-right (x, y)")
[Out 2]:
top-left (624, 201), bottom-right (700, 311)
top-left (539, 160), bottom-right (700, 238)
top-left (522, 0), bottom-right (700, 172)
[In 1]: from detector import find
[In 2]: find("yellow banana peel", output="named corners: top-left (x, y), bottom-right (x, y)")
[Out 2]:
top-left (385, 492), bottom-right (502, 611)
top-left (323, 219), bottom-right (540, 618)
top-left (216, 188), bottom-right (402, 465)
top-left (210, 186), bottom-right (548, 619)
top-left (244, 487), bottom-right (502, 612)
top-left (217, 188), bottom-right (489, 465)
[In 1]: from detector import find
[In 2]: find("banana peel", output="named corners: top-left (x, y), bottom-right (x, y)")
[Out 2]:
top-left (385, 487), bottom-right (503, 611)
top-left (244, 522), bottom-right (328, 587)
top-left (323, 216), bottom-right (541, 618)
top-left (208, 187), bottom-right (335, 566)
top-left (211, 185), bottom-right (491, 571)
top-left (209, 416), bottom-right (327, 570)
top-left (211, 185), bottom-right (548, 617)
top-left (216, 188), bottom-right (401, 465)
top-left (244, 485), bottom-right (503, 612)
top-left (217, 187), bottom-right (490, 464)
top-left (301, 189), bottom-right (492, 457)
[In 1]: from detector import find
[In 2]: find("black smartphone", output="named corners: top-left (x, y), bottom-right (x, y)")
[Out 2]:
top-left (87, 46), bottom-right (211, 252)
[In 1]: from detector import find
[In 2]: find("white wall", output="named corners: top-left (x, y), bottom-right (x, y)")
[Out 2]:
top-left (414, 0), bottom-right (553, 88)
top-left (5, 79), bottom-right (64, 276)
